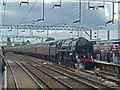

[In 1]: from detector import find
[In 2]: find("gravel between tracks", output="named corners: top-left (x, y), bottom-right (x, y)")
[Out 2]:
top-left (7, 62), bottom-right (16, 89)
top-left (7, 58), bottom-right (39, 89)
top-left (10, 54), bottom-right (96, 89)
top-left (22, 62), bottom-right (68, 89)
top-left (11, 55), bottom-right (96, 89)
top-left (36, 65), bottom-right (94, 89)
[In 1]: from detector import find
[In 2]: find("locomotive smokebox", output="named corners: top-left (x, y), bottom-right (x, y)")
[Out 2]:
top-left (76, 37), bottom-right (90, 54)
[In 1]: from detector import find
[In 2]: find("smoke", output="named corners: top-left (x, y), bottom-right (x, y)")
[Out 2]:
top-left (75, 63), bottom-right (85, 70)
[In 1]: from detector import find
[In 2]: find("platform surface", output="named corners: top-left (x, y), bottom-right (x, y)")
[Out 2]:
top-left (94, 59), bottom-right (120, 67)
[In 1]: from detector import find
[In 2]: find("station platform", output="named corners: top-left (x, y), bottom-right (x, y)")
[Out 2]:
top-left (93, 59), bottom-right (120, 79)
top-left (94, 59), bottom-right (120, 67)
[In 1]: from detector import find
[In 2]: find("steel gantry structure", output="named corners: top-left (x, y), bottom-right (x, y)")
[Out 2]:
top-left (1, 35), bottom-right (44, 42)
top-left (1, 24), bottom-right (93, 39)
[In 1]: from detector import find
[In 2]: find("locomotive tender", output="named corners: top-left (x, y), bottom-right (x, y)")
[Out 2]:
top-left (6, 37), bottom-right (94, 69)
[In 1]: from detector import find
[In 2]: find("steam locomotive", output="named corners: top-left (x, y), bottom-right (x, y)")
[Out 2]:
top-left (6, 37), bottom-right (94, 69)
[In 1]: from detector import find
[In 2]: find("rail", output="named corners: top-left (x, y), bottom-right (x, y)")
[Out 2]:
top-left (25, 59), bottom-right (101, 89)
top-left (7, 60), bottom-right (19, 90)
top-left (8, 56), bottom-right (44, 90)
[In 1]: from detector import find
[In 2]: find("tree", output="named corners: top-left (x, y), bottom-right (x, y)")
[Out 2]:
top-left (7, 37), bottom-right (12, 46)
top-left (21, 41), bottom-right (26, 46)
top-left (14, 43), bottom-right (20, 46)
top-left (45, 37), bottom-right (55, 42)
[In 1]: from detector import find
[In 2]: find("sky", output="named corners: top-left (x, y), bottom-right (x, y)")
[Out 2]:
top-left (0, 0), bottom-right (119, 44)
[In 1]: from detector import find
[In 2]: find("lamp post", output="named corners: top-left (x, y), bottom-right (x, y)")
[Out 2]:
top-left (96, 25), bottom-right (103, 40)
top-left (94, 24), bottom-right (105, 39)
top-left (94, 24), bottom-right (105, 46)
top-left (107, 30), bottom-right (110, 40)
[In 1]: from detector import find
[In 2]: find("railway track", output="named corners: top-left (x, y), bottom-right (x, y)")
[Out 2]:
top-left (45, 62), bottom-right (120, 89)
top-left (10, 55), bottom-right (99, 89)
top-left (27, 62), bottom-right (98, 89)
top-left (7, 59), bottom-right (19, 89)
top-left (48, 62), bottom-right (120, 86)
top-left (7, 56), bottom-right (73, 89)
top-left (25, 55), bottom-right (120, 87)
top-left (50, 62), bottom-right (120, 86)
top-left (83, 70), bottom-right (120, 84)
top-left (22, 54), bottom-right (120, 81)
top-left (6, 56), bottom-right (43, 89)
top-left (10, 53), bottom-right (117, 90)
top-left (48, 64), bottom-right (120, 88)
top-left (21, 62), bottom-right (72, 89)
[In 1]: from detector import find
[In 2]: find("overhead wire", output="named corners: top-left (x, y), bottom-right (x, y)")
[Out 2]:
top-left (87, 13), bottom-right (117, 27)
top-left (20, 0), bottom-right (38, 24)
top-left (82, 2), bottom-right (117, 27)
top-left (52, 1), bottom-right (106, 26)
top-left (11, 0), bottom-right (21, 37)
top-left (5, 1), bottom-right (118, 27)
top-left (15, 6), bottom-right (20, 24)
top-left (53, 9), bottom-right (89, 26)
top-left (54, 9), bottom-right (101, 26)
top-left (12, 6), bottom-right (20, 36)
top-left (20, 1), bottom-right (103, 26)
top-left (56, 3), bottom-right (105, 25)
top-left (23, 1), bottom-right (88, 25)
top-left (54, 7), bottom-right (118, 29)
top-left (51, 2), bottom-right (118, 38)
top-left (53, 1), bottom-right (113, 27)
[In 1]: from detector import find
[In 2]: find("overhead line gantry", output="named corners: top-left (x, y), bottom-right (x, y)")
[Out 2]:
top-left (1, 25), bottom-right (93, 39)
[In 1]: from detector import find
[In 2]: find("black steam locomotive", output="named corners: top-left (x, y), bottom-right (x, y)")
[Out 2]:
top-left (6, 37), bottom-right (94, 69)
top-left (58, 37), bottom-right (94, 69)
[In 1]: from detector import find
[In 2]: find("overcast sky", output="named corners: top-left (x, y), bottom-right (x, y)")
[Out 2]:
top-left (1, 0), bottom-right (119, 43)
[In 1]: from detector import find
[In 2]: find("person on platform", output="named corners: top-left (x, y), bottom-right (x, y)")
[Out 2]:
top-left (117, 46), bottom-right (120, 64)
top-left (1, 46), bottom-right (5, 57)
top-left (0, 48), bottom-right (5, 74)
top-left (104, 48), bottom-right (107, 61)
top-left (2, 46), bottom-right (6, 66)
top-left (115, 46), bottom-right (119, 64)
top-left (106, 47), bottom-right (110, 63)
top-left (96, 48), bottom-right (101, 60)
